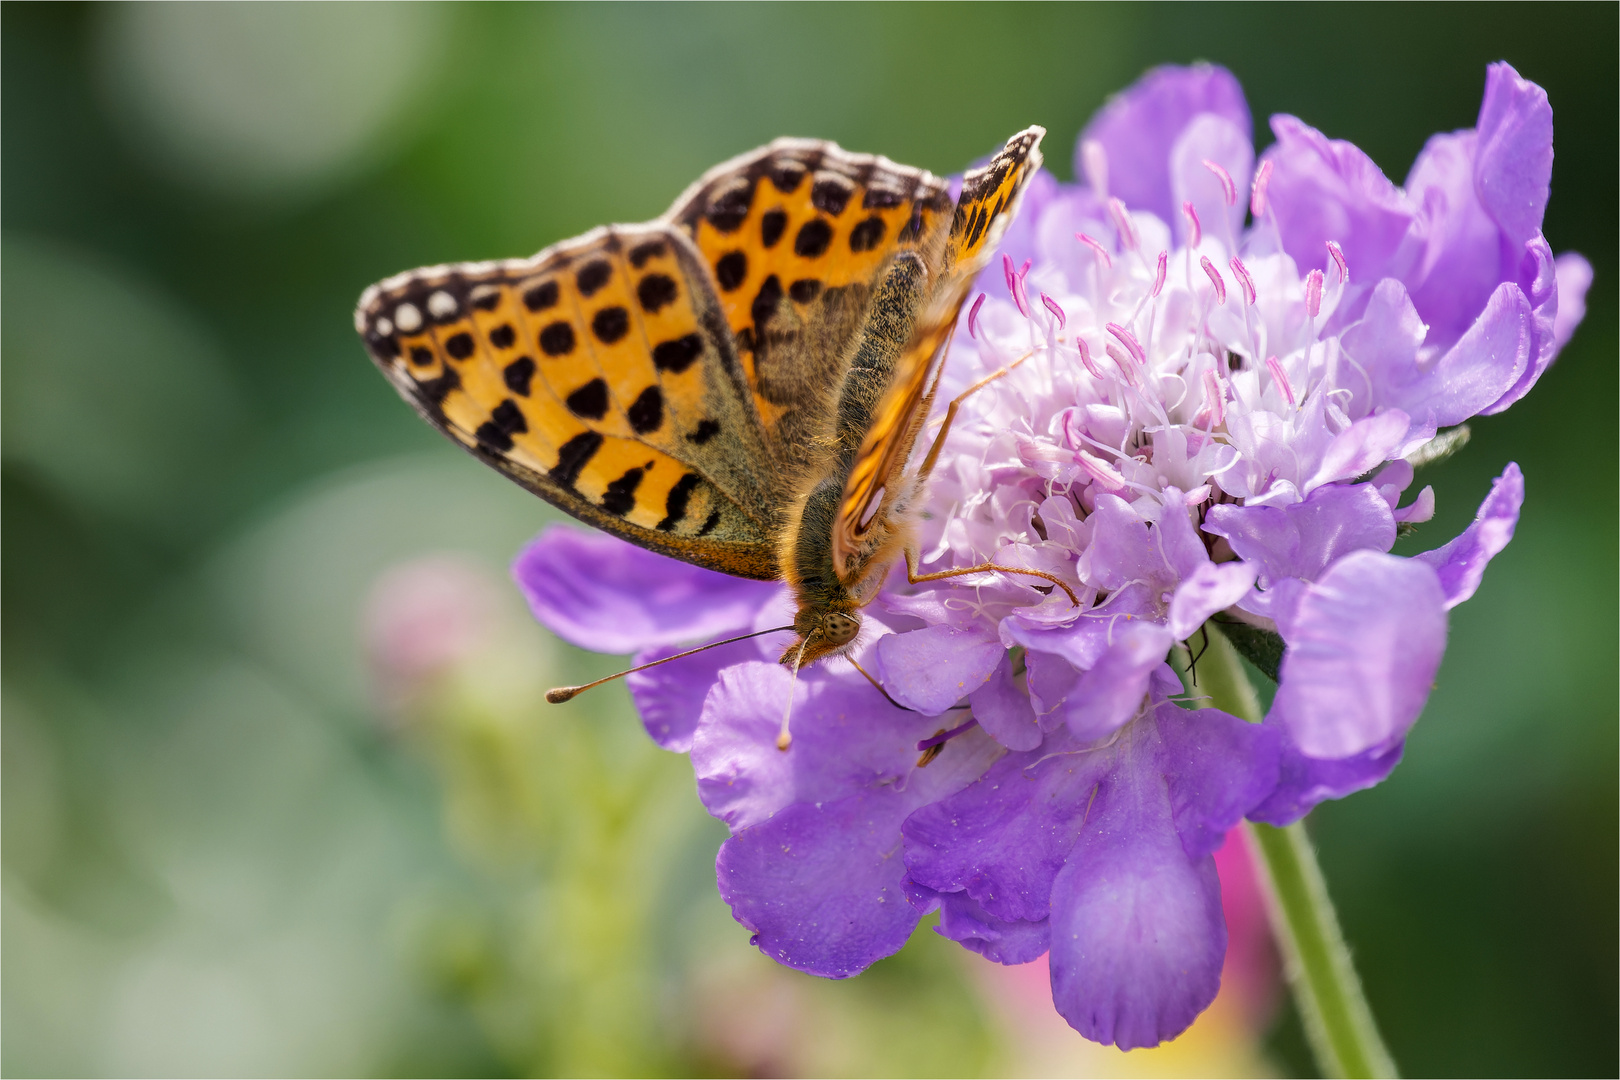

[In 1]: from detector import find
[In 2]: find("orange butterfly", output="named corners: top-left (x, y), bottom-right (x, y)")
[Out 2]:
top-left (355, 127), bottom-right (1066, 717)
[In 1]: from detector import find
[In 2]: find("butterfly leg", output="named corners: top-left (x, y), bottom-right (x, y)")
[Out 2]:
top-left (904, 547), bottom-right (1080, 607)
top-left (917, 350), bottom-right (1036, 480)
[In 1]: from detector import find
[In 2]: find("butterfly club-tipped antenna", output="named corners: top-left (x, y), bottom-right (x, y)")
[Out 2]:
top-left (546, 624), bottom-right (795, 704)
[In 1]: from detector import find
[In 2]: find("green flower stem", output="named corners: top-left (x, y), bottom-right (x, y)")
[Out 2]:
top-left (1201, 626), bottom-right (1399, 1079)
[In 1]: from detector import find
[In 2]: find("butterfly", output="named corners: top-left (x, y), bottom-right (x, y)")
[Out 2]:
top-left (355, 127), bottom-right (1060, 707)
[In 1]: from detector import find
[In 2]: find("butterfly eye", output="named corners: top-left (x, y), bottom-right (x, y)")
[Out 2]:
top-left (822, 612), bottom-right (861, 648)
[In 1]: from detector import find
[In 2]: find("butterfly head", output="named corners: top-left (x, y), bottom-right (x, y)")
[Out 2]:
top-left (781, 607), bottom-right (862, 668)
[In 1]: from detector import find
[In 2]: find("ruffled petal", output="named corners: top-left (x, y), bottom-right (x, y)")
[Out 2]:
top-left (1415, 462), bottom-right (1524, 609)
top-left (1205, 481), bottom-right (1396, 586)
top-left (968, 651), bottom-right (1043, 751)
top-left (1078, 63), bottom-right (1251, 228)
top-left (933, 889), bottom-right (1051, 966)
top-left (512, 526), bottom-right (778, 653)
top-left (1047, 720), bottom-right (1226, 1050)
top-left (876, 623), bottom-right (1003, 715)
top-left (1155, 705), bottom-right (1281, 858)
top-left (1262, 114), bottom-right (1416, 288)
top-left (1168, 561), bottom-right (1258, 640)
top-left (1066, 622), bottom-right (1175, 739)
top-left (1270, 551), bottom-right (1447, 758)
top-left (1247, 727), bottom-right (1405, 826)
top-left (1474, 61), bottom-right (1554, 247)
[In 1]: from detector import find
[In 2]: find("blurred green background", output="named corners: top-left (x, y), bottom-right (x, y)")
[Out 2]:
top-left (3, 3), bottom-right (1614, 1077)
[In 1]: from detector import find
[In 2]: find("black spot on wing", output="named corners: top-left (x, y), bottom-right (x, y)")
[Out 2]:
top-left (789, 279), bottom-right (821, 304)
top-left (566, 378), bottom-right (610, 420)
top-left (794, 220), bottom-right (832, 258)
top-left (601, 464), bottom-right (649, 517)
top-left (849, 216), bottom-right (886, 252)
top-left (716, 251), bottom-right (748, 291)
top-left (551, 432), bottom-right (603, 489)
top-left (689, 419), bottom-right (720, 444)
top-left (653, 334), bottom-right (703, 373)
top-left (658, 472), bottom-right (702, 531)
top-left (410, 346), bottom-right (434, 367)
top-left (811, 176), bottom-right (853, 216)
top-left (539, 321), bottom-right (576, 356)
top-left (475, 398), bottom-right (528, 451)
top-left (760, 209), bottom-right (787, 249)
top-left (698, 509), bottom-right (722, 537)
top-left (592, 306), bottom-right (630, 344)
top-left (628, 240), bottom-right (666, 268)
top-left (444, 332), bottom-right (475, 360)
top-left (637, 274), bottom-right (678, 313)
top-left (577, 260), bottom-right (613, 297)
top-left (627, 386), bottom-right (663, 434)
top-left (751, 275), bottom-right (783, 332)
top-left (504, 356), bottom-right (536, 396)
top-left (707, 179), bottom-right (754, 233)
top-left (524, 281), bottom-right (559, 311)
top-left (488, 324), bottom-right (516, 349)
top-left (768, 159), bottom-right (807, 193)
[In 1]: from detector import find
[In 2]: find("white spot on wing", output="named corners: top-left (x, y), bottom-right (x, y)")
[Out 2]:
top-left (427, 291), bottom-right (457, 319)
top-left (376, 317), bottom-right (393, 336)
top-left (394, 303), bottom-right (422, 332)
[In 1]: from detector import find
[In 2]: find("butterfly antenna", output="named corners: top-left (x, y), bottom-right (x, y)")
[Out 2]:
top-left (546, 625), bottom-right (795, 704)
top-left (777, 633), bottom-right (816, 752)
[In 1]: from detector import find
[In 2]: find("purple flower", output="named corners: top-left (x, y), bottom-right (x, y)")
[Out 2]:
top-left (514, 62), bottom-right (1586, 1048)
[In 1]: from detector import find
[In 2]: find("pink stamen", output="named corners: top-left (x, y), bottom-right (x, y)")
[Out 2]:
top-left (1104, 343), bottom-right (1139, 386)
top-left (1182, 200), bottom-right (1202, 247)
top-left (1151, 250), bottom-right (1168, 297)
top-left (1075, 233), bottom-right (1113, 269)
top-left (1250, 159), bottom-right (1273, 217)
top-left (1200, 256), bottom-right (1227, 305)
top-left (1229, 255), bottom-right (1257, 306)
top-left (1265, 355), bottom-right (1297, 405)
top-left (1075, 336), bottom-right (1105, 379)
top-left (1201, 158), bottom-right (1237, 206)
top-left (1184, 485), bottom-right (1212, 506)
top-left (967, 292), bottom-right (986, 339)
top-left (1040, 293), bottom-right (1066, 329)
top-left (1105, 322), bottom-right (1146, 365)
top-left (1003, 254), bottom-right (1030, 316)
top-left (1108, 198), bottom-right (1138, 251)
top-left (1078, 450), bottom-right (1128, 491)
top-left (1305, 269), bottom-right (1324, 318)
top-left (1203, 370), bottom-right (1226, 427)
top-left (1326, 240), bottom-right (1349, 283)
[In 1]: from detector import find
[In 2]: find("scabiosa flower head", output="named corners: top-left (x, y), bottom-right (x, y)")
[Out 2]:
top-left (514, 62), bottom-right (1588, 1048)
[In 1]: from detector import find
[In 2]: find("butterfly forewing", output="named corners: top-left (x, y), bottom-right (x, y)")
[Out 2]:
top-left (832, 127), bottom-right (1047, 578)
top-left (664, 139), bottom-right (955, 477)
top-left (357, 223), bottom-right (782, 579)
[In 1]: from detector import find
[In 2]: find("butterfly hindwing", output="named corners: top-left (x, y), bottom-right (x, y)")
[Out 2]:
top-left (663, 139), bottom-right (955, 477)
top-left (832, 127), bottom-right (1047, 577)
top-left (356, 223), bottom-right (782, 579)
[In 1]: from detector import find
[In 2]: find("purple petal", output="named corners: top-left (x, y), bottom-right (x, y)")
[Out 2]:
top-left (1262, 115), bottom-right (1415, 288)
top-left (1078, 63), bottom-right (1251, 227)
top-left (1155, 706), bottom-right (1281, 858)
top-left (1415, 463), bottom-right (1524, 610)
top-left (1168, 561), bottom-right (1258, 640)
top-left (1205, 481), bottom-right (1396, 586)
top-left (876, 623), bottom-right (1003, 715)
top-left (1307, 408), bottom-right (1411, 490)
top-left (934, 890), bottom-right (1051, 966)
top-left (1047, 720), bottom-right (1225, 1050)
top-left (1170, 114), bottom-right (1255, 246)
top-left (1474, 62), bottom-right (1553, 247)
top-left (628, 631), bottom-right (774, 752)
top-left (904, 726), bottom-right (1110, 924)
top-left (1553, 252), bottom-right (1593, 349)
top-left (1066, 622), bottom-right (1175, 740)
top-left (1417, 283), bottom-right (1534, 427)
top-left (512, 526), bottom-right (778, 653)
top-left (1270, 551), bottom-right (1447, 758)
top-left (968, 651), bottom-right (1043, 751)
top-left (692, 661), bottom-right (941, 831)
top-left (1247, 729), bottom-right (1405, 826)
top-left (1401, 130), bottom-right (1507, 349)
top-left (716, 723), bottom-right (1002, 979)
